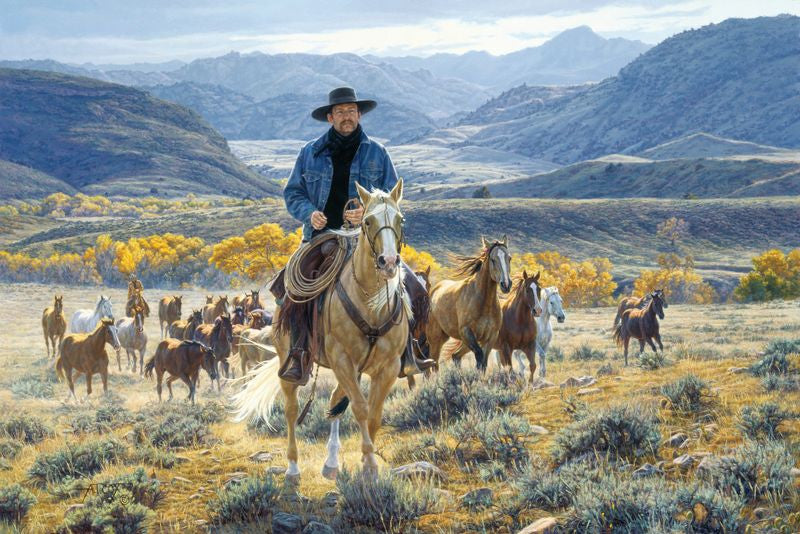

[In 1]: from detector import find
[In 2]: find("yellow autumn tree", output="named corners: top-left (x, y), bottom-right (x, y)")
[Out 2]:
top-left (512, 250), bottom-right (617, 307)
top-left (735, 248), bottom-right (800, 302)
top-left (634, 253), bottom-right (715, 304)
top-left (402, 244), bottom-right (441, 276)
top-left (209, 224), bottom-right (301, 281)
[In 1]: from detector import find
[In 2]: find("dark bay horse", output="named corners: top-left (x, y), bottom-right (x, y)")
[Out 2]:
top-left (42, 295), bottom-right (67, 358)
top-left (168, 309), bottom-right (203, 340)
top-left (613, 289), bottom-right (667, 328)
top-left (231, 306), bottom-right (246, 326)
top-left (57, 318), bottom-right (122, 401)
top-left (144, 340), bottom-right (217, 404)
top-left (613, 291), bottom-right (666, 365)
top-left (194, 314), bottom-right (233, 389)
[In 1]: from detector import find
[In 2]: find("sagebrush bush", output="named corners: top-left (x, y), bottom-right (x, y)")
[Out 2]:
top-left (738, 402), bottom-right (794, 440)
top-left (698, 441), bottom-right (795, 501)
top-left (0, 439), bottom-right (22, 460)
top-left (1, 414), bottom-right (53, 444)
top-left (547, 345), bottom-right (564, 362)
top-left (28, 437), bottom-right (127, 487)
top-left (208, 474), bottom-right (280, 524)
top-left (384, 363), bottom-right (521, 430)
top-left (129, 446), bottom-right (177, 469)
top-left (69, 402), bottom-right (132, 435)
top-left (638, 350), bottom-right (669, 370)
top-left (514, 458), bottom-right (602, 511)
top-left (450, 409), bottom-right (532, 469)
top-left (95, 468), bottom-right (163, 509)
top-left (749, 339), bottom-right (800, 376)
top-left (660, 374), bottom-right (712, 414)
top-left (762, 373), bottom-right (800, 392)
top-left (337, 468), bottom-right (434, 531)
top-left (60, 489), bottom-right (154, 534)
top-left (131, 412), bottom-right (211, 449)
top-left (570, 343), bottom-right (606, 361)
top-left (135, 400), bottom-right (225, 425)
top-left (390, 434), bottom-right (451, 466)
top-left (10, 372), bottom-right (56, 398)
top-left (551, 403), bottom-right (661, 464)
top-left (0, 484), bottom-right (37, 523)
top-left (674, 485), bottom-right (746, 533)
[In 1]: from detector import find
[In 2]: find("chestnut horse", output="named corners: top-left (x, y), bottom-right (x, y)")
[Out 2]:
top-left (42, 295), bottom-right (67, 358)
top-left (426, 236), bottom-right (512, 372)
top-left (169, 309), bottom-right (203, 340)
top-left (57, 318), bottom-right (122, 401)
top-left (234, 179), bottom-right (410, 481)
top-left (202, 296), bottom-right (230, 324)
top-left (158, 296), bottom-right (182, 339)
top-left (453, 271), bottom-right (543, 383)
top-left (144, 339), bottom-right (217, 404)
top-left (613, 291), bottom-right (666, 365)
top-left (194, 314), bottom-right (234, 389)
top-left (613, 289), bottom-right (667, 328)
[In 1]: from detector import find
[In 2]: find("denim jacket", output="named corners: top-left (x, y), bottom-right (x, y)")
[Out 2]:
top-left (284, 128), bottom-right (398, 240)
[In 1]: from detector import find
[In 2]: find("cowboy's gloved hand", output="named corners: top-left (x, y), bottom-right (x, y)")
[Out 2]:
top-left (311, 211), bottom-right (327, 230)
top-left (344, 206), bottom-right (364, 225)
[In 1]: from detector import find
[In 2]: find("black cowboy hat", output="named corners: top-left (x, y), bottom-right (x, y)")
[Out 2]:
top-left (311, 87), bottom-right (377, 122)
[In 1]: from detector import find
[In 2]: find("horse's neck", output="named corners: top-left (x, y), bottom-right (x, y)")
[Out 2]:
top-left (93, 304), bottom-right (104, 320)
top-left (473, 264), bottom-right (498, 310)
top-left (539, 295), bottom-right (552, 324)
top-left (88, 326), bottom-right (106, 349)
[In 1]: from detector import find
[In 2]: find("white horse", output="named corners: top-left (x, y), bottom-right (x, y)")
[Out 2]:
top-left (70, 295), bottom-right (114, 334)
top-left (116, 306), bottom-right (147, 374)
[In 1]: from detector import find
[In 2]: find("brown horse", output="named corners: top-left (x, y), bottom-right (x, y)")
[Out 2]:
top-left (144, 340), bottom-right (217, 404)
top-left (231, 306), bottom-right (246, 326)
top-left (194, 314), bottom-right (233, 389)
top-left (205, 295), bottom-right (214, 304)
top-left (158, 296), bottom-right (182, 339)
top-left (613, 289), bottom-right (667, 328)
top-left (42, 295), bottom-right (67, 358)
top-left (56, 318), bottom-right (122, 401)
top-left (613, 291), bottom-right (666, 365)
top-left (232, 311), bottom-right (269, 356)
top-left (234, 179), bottom-right (409, 481)
top-left (405, 265), bottom-right (434, 390)
top-left (202, 296), bottom-right (230, 324)
top-left (169, 309), bottom-right (203, 339)
top-left (452, 270), bottom-right (543, 383)
top-left (426, 236), bottom-right (512, 372)
top-left (242, 289), bottom-right (263, 314)
top-left (125, 289), bottom-right (150, 318)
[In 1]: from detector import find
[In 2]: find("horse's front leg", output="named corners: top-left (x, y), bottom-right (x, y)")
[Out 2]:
top-left (85, 372), bottom-right (93, 397)
top-left (139, 346), bottom-right (146, 376)
top-left (166, 375), bottom-right (177, 400)
top-left (367, 355), bottom-right (400, 444)
top-left (646, 337), bottom-right (658, 353)
top-left (43, 331), bottom-right (51, 358)
top-left (323, 419), bottom-right (342, 480)
top-left (537, 345), bottom-right (546, 379)
top-left (462, 327), bottom-right (485, 372)
top-left (654, 333), bottom-right (664, 352)
top-left (522, 346), bottom-right (537, 384)
top-left (65, 368), bottom-right (77, 402)
top-left (178, 374), bottom-right (194, 404)
top-left (623, 337), bottom-right (630, 366)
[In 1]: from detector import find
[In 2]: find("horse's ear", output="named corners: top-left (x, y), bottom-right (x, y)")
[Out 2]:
top-left (502, 234), bottom-right (508, 246)
top-left (481, 236), bottom-right (488, 249)
top-left (534, 271), bottom-right (540, 282)
top-left (522, 269), bottom-right (528, 280)
top-left (356, 181), bottom-right (371, 207)
top-left (390, 177), bottom-right (403, 204)
top-left (425, 265), bottom-right (431, 276)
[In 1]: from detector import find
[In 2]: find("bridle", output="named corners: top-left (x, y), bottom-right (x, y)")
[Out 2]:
top-left (345, 197), bottom-right (405, 270)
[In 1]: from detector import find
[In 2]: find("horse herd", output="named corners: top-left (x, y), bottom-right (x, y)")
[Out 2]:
top-left (39, 283), bottom-right (278, 403)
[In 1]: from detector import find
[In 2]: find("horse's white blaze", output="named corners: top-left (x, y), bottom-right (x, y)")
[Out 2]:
top-left (325, 419), bottom-right (341, 469)
top-left (530, 281), bottom-right (543, 316)
top-left (415, 274), bottom-right (428, 291)
top-left (108, 325), bottom-right (122, 349)
top-left (497, 248), bottom-right (511, 288)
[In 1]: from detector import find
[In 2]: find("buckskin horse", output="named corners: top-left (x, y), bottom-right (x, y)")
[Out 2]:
top-left (203, 296), bottom-right (230, 324)
top-left (426, 236), bottom-right (512, 373)
top-left (194, 314), bottom-right (234, 390)
top-left (57, 318), bottom-right (122, 401)
top-left (42, 295), bottom-right (67, 358)
top-left (453, 271), bottom-right (543, 383)
top-left (613, 290), bottom-right (666, 365)
top-left (158, 296), bottom-right (182, 339)
top-left (233, 179), bottom-right (410, 481)
top-left (144, 339), bottom-right (217, 404)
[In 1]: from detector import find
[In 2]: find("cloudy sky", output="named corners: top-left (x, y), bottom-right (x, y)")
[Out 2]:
top-left (0, 0), bottom-right (797, 64)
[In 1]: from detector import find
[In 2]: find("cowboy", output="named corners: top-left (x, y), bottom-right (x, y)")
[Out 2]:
top-left (278, 87), bottom-right (434, 383)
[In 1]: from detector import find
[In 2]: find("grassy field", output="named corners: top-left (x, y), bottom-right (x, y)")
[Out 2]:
top-left (0, 283), bottom-right (799, 532)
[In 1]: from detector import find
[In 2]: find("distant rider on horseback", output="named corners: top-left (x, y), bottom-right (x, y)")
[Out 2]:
top-left (275, 87), bottom-right (434, 384)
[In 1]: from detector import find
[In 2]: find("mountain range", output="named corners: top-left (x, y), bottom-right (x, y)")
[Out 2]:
top-left (0, 69), bottom-right (279, 198)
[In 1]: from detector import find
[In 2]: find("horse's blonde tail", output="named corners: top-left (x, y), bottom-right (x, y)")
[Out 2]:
top-left (230, 357), bottom-right (282, 430)
top-left (55, 353), bottom-right (64, 380)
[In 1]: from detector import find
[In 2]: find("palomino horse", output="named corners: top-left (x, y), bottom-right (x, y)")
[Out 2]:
top-left (203, 296), bottom-right (230, 324)
top-left (194, 314), bottom-right (234, 389)
top-left (116, 305), bottom-right (148, 374)
top-left (42, 295), bottom-right (67, 358)
top-left (70, 296), bottom-right (113, 333)
top-left (230, 313), bottom-right (274, 378)
top-left (158, 296), bottom-right (182, 339)
top-left (613, 289), bottom-right (667, 328)
top-left (57, 318), bottom-right (122, 401)
top-left (233, 179), bottom-right (410, 481)
top-left (169, 309), bottom-right (203, 339)
top-left (455, 271), bottom-right (543, 382)
top-left (426, 236), bottom-right (512, 372)
top-left (144, 340), bottom-right (217, 404)
top-left (613, 291), bottom-right (666, 365)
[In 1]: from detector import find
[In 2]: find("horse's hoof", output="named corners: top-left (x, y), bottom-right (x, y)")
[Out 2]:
top-left (321, 464), bottom-right (339, 480)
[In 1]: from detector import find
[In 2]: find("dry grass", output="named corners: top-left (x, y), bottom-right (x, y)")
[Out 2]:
top-left (0, 283), bottom-right (799, 532)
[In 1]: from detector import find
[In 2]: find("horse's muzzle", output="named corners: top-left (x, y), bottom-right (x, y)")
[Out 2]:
top-left (557, 315), bottom-right (566, 323)
top-left (500, 281), bottom-right (511, 293)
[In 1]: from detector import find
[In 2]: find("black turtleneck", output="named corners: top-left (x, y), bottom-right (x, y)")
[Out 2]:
top-left (321, 124), bottom-right (361, 230)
